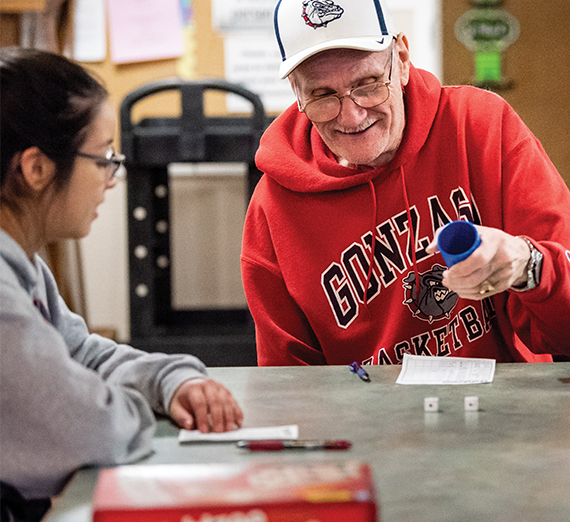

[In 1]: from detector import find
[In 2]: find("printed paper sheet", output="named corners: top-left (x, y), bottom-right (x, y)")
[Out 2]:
top-left (396, 354), bottom-right (496, 385)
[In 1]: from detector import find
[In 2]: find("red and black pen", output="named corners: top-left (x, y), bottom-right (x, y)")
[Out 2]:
top-left (236, 439), bottom-right (352, 451)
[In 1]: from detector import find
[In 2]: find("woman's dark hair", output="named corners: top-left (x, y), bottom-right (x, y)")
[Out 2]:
top-left (0, 47), bottom-right (108, 205)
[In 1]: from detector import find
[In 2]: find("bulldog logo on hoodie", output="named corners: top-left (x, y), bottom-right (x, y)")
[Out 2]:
top-left (402, 265), bottom-right (459, 323)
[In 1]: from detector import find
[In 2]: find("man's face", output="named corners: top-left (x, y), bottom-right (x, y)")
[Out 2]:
top-left (291, 36), bottom-right (410, 168)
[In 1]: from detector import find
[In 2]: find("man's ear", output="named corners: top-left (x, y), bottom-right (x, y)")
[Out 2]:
top-left (18, 147), bottom-right (57, 192)
top-left (395, 32), bottom-right (411, 87)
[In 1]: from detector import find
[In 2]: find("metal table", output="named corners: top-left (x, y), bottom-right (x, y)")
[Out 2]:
top-left (45, 363), bottom-right (570, 522)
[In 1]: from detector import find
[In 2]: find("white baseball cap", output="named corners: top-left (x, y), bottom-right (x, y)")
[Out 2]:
top-left (275, 0), bottom-right (396, 78)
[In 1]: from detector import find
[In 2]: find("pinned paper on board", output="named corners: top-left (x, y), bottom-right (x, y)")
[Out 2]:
top-left (223, 35), bottom-right (295, 113)
top-left (211, 0), bottom-right (275, 33)
top-left (177, 0), bottom-right (197, 79)
top-left (73, 0), bottom-right (106, 62)
top-left (107, 0), bottom-right (184, 64)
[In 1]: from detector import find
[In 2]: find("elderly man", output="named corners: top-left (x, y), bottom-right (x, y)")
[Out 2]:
top-left (241, 0), bottom-right (570, 366)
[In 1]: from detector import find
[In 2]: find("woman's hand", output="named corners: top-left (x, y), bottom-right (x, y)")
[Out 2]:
top-left (169, 378), bottom-right (243, 433)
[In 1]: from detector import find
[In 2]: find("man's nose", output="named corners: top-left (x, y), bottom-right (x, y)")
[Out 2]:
top-left (336, 96), bottom-right (367, 126)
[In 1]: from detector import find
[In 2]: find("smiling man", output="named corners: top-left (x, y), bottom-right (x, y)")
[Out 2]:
top-left (290, 43), bottom-right (406, 168)
top-left (240, 0), bottom-right (570, 366)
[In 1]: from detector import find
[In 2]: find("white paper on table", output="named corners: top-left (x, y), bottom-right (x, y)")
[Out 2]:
top-left (178, 425), bottom-right (299, 443)
top-left (396, 354), bottom-right (496, 385)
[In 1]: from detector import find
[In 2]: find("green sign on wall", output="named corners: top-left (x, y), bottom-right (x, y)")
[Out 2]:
top-left (455, 0), bottom-right (520, 88)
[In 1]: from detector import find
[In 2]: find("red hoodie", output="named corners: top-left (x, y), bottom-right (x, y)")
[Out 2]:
top-left (241, 65), bottom-right (570, 366)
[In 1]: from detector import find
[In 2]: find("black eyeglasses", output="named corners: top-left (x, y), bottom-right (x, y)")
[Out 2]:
top-left (298, 46), bottom-right (394, 123)
top-left (76, 149), bottom-right (126, 182)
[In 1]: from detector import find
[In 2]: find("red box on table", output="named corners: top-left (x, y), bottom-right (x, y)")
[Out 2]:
top-left (92, 459), bottom-right (378, 521)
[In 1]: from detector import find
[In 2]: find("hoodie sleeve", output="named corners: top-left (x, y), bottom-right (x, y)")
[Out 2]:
top-left (39, 258), bottom-right (208, 416)
top-left (507, 240), bottom-right (570, 356)
top-left (0, 283), bottom-right (157, 499)
top-left (0, 259), bottom-right (208, 499)
top-left (498, 113), bottom-right (570, 356)
top-left (241, 183), bottom-right (327, 366)
top-left (452, 87), bottom-right (570, 358)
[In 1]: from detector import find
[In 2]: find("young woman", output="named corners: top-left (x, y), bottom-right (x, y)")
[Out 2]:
top-left (0, 48), bottom-right (243, 521)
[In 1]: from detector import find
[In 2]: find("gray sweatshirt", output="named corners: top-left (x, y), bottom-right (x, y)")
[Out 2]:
top-left (0, 230), bottom-right (208, 500)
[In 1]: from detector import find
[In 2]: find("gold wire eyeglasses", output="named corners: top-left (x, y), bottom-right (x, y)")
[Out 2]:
top-left (298, 46), bottom-right (394, 123)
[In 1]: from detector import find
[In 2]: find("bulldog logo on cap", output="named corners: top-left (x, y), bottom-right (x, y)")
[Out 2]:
top-left (301, 0), bottom-right (344, 29)
top-left (275, 0), bottom-right (394, 78)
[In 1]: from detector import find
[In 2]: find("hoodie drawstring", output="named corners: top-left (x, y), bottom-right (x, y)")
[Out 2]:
top-left (400, 166), bottom-right (420, 291)
top-left (363, 167), bottom-right (419, 315)
top-left (363, 180), bottom-right (378, 317)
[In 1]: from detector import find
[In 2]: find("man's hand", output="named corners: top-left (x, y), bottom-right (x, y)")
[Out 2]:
top-left (427, 225), bottom-right (531, 300)
top-left (169, 378), bottom-right (243, 433)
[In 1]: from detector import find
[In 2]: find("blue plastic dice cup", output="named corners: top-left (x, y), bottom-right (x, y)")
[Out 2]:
top-left (437, 221), bottom-right (481, 267)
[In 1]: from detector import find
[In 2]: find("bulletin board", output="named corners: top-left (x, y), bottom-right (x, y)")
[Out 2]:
top-left (82, 1), bottom-right (225, 125)
top-left (80, 0), bottom-right (282, 129)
